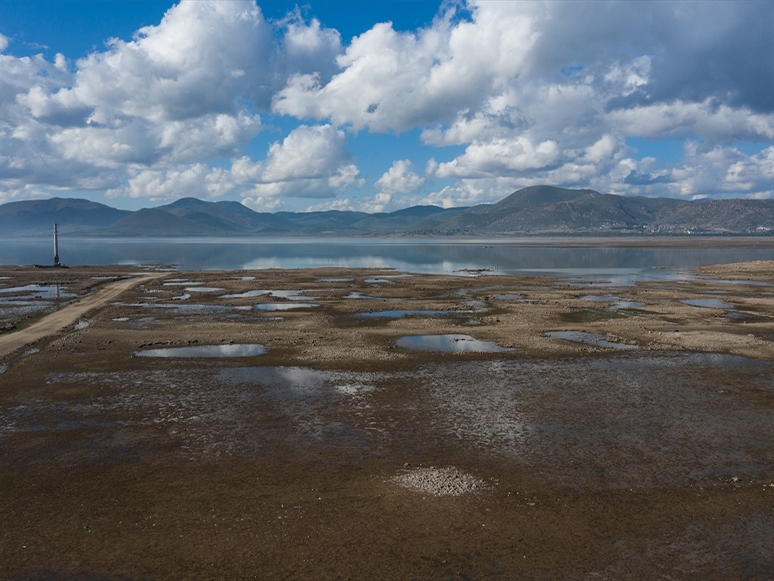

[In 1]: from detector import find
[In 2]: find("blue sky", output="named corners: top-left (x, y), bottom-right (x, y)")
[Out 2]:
top-left (1, 1), bottom-right (774, 212)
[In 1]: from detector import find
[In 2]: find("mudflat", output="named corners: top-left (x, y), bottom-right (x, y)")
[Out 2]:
top-left (1, 261), bottom-right (773, 580)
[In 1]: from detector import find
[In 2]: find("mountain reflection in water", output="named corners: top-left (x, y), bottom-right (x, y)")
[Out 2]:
top-left (1, 238), bottom-right (773, 280)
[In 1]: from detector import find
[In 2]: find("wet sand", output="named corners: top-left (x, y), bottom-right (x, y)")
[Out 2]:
top-left (1, 261), bottom-right (774, 579)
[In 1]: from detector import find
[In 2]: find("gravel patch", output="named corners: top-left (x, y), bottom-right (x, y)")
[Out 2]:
top-left (392, 466), bottom-right (486, 496)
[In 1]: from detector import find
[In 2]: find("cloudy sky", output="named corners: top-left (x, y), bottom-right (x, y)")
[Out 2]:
top-left (1, 0), bottom-right (774, 212)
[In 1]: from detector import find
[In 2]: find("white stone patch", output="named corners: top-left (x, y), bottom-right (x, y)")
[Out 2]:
top-left (391, 466), bottom-right (486, 496)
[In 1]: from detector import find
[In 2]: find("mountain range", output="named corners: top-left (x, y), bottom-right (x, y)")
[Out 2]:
top-left (1, 186), bottom-right (773, 237)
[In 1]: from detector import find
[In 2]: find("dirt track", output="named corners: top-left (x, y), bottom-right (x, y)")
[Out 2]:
top-left (0, 272), bottom-right (163, 357)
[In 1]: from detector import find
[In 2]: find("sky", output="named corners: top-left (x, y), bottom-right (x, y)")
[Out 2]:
top-left (1, 0), bottom-right (774, 213)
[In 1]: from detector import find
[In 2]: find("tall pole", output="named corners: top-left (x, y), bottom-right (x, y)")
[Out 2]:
top-left (54, 223), bottom-right (60, 266)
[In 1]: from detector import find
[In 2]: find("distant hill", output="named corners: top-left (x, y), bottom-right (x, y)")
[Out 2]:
top-left (423, 186), bottom-right (774, 235)
top-left (0, 197), bottom-right (130, 236)
top-left (96, 207), bottom-right (226, 237)
top-left (1, 186), bottom-right (773, 237)
top-left (161, 198), bottom-right (292, 234)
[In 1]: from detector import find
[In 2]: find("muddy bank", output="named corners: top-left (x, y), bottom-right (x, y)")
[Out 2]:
top-left (1, 262), bottom-right (773, 579)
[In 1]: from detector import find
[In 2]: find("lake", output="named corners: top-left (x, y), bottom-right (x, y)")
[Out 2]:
top-left (1, 237), bottom-right (774, 280)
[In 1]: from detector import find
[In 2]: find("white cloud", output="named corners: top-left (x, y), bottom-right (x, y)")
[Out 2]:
top-left (436, 137), bottom-right (559, 178)
top-left (603, 56), bottom-right (651, 96)
top-left (109, 164), bottom-right (224, 201)
top-left (107, 124), bottom-right (362, 203)
top-left (406, 179), bottom-right (497, 209)
top-left (3, 0), bottom-right (774, 207)
top-left (245, 124), bottom-right (362, 199)
top-left (607, 100), bottom-right (774, 143)
top-left (0, 0), bottom-right (347, 202)
top-left (313, 192), bottom-right (396, 213)
top-left (280, 13), bottom-right (343, 85)
top-left (0, 184), bottom-right (50, 205)
top-left (70, 1), bottom-right (272, 122)
top-left (240, 195), bottom-right (286, 212)
top-left (261, 124), bottom-right (350, 182)
top-left (375, 160), bottom-right (425, 196)
top-left (273, 2), bottom-right (541, 132)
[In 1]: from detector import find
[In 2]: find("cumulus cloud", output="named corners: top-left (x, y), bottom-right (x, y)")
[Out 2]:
top-left (269, 0), bottom-right (774, 203)
top-left (245, 124), bottom-right (362, 200)
top-left (69, 1), bottom-right (272, 121)
top-left (607, 101), bottom-right (774, 143)
top-left (407, 179), bottom-right (496, 209)
top-left (273, 2), bottom-right (541, 132)
top-left (109, 164), bottom-right (229, 201)
top-left (436, 137), bottom-right (560, 178)
top-left (109, 124), bottom-right (362, 204)
top-left (0, 0), bottom-right (344, 202)
top-left (375, 160), bottom-right (425, 196)
top-left (4, 0), bottom-right (774, 207)
top-left (0, 184), bottom-right (52, 206)
top-left (280, 11), bottom-right (343, 85)
top-left (314, 192), bottom-right (395, 213)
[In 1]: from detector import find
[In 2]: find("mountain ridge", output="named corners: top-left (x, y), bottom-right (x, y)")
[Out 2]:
top-left (1, 186), bottom-right (773, 237)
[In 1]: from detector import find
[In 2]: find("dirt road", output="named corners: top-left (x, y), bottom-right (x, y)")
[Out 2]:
top-left (0, 273), bottom-right (164, 358)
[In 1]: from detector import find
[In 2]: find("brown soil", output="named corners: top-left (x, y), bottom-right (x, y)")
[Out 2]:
top-left (1, 261), bottom-right (774, 580)
top-left (0, 272), bottom-right (164, 357)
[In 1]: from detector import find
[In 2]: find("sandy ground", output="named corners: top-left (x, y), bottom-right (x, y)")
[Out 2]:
top-left (1, 259), bottom-right (774, 579)
top-left (0, 272), bottom-right (164, 357)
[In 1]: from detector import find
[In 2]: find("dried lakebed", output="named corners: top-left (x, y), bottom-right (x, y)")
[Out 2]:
top-left (1, 262), bottom-right (774, 580)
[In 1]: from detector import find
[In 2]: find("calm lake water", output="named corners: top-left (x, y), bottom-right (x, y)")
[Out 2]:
top-left (2, 237), bottom-right (773, 278)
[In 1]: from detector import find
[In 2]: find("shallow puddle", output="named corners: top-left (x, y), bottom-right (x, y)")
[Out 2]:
top-left (358, 310), bottom-right (468, 319)
top-left (545, 330), bottom-right (637, 349)
top-left (491, 294), bottom-right (523, 300)
top-left (185, 287), bottom-right (224, 293)
top-left (696, 277), bottom-right (770, 287)
top-left (121, 303), bottom-right (250, 314)
top-left (345, 292), bottom-right (385, 300)
top-left (581, 294), bottom-right (619, 302)
top-left (221, 290), bottom-right (269, 299)
top-left (581, 295), bottom-right (645, 310)
top-left (682, 298), bottom-right (734, 309)
top-left (396, 334), bottom-right (511, 353)
top-left (255, 303), bottom-right (318, 311)
top-left (134, 344), bottom-right (268, 358)
top-left (163, 281), bottom-right (203, 286)
top-left (0, 302), bottom-right (53, 322)
top-left (611, 300), bottom-right (646, 309)
top-left (269, 290), bottom-right (318, 300)
top-left (0, 284), bottom-right (74, 299)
